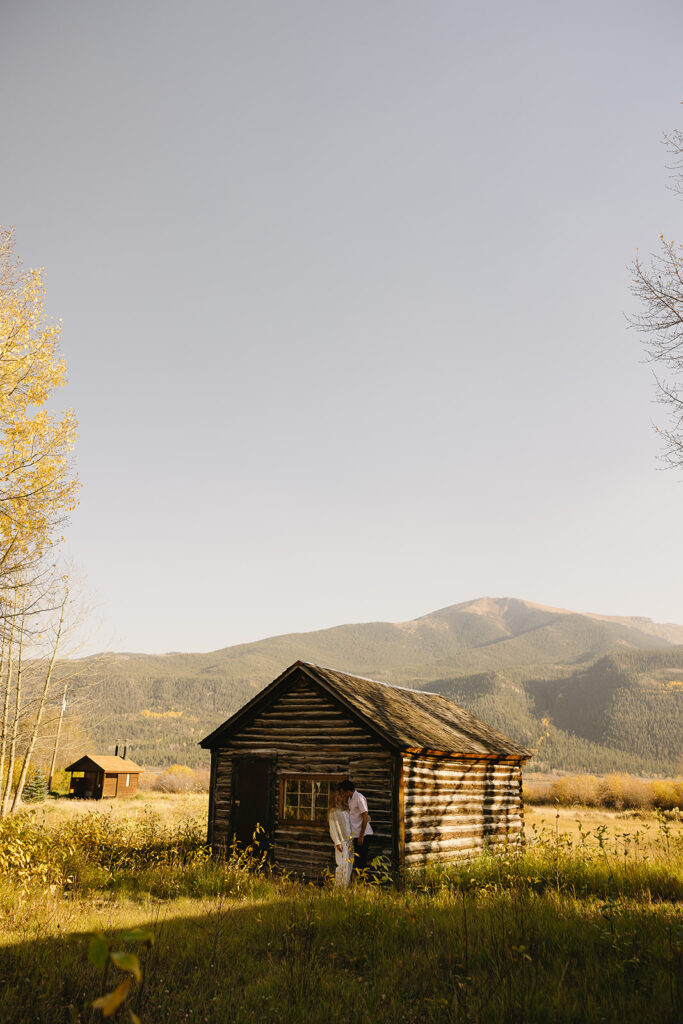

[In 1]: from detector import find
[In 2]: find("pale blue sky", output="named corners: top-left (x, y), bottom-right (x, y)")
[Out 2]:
top-left (2, 1), bottom-right (683, 653)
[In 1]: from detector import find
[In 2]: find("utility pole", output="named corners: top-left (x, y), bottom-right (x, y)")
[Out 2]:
top-left (48, 680), bottom-right (68, 793)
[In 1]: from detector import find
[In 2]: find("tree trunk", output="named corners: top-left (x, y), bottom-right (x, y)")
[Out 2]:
top-left (0, 627), bottom-right (9, 796)
top-left (0, 601), bottom-right (22, 817)
top-left (11, 590), bottom-right (67, 814)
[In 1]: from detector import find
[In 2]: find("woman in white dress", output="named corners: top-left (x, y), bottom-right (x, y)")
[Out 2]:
top-left (328, 785), bottom-right (353, 887)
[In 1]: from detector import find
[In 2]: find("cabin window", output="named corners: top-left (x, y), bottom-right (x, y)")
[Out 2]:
top-left (280, 775), bottom-right (344, 825)
top-left (71, 772), bottom-right (84, 779)
top-left (125, 774), bottom-right (130, 786)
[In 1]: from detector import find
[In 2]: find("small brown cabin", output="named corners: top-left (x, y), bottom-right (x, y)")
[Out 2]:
top-left (200, 661), bottom-right (531, 876)
top-left (65, 754), bottom-right (142, 799)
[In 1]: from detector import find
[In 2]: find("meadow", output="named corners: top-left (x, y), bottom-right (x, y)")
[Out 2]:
top-left (1, 792), bottom-right (681, 1024)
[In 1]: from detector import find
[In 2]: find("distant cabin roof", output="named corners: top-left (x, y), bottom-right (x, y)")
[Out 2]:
top-left (65, 754), bottom-right (142, 773)
top-left (200, 661), bottom-right (532, 759)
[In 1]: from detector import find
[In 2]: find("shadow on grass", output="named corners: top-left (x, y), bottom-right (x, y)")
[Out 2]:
top-left (1, 889), bottom-right (681, 1024)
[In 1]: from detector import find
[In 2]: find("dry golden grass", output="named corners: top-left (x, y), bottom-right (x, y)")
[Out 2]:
top-left (523, 804), bottom-right (679, 852)
top-left (16, 790), bottom-right (681, 861)
top-left (16, 791), bottom-right (208, 829)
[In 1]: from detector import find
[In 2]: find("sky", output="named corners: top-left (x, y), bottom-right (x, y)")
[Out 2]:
top-left (2, 0), bottom-right (683, 654)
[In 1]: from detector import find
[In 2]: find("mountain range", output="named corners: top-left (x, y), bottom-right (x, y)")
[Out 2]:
top-left (71, 597), bottom-right (683, 773)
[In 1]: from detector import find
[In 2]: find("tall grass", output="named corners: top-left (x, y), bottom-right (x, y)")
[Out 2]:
top-left (0, 806), bottom-right (274, 900)
top-left (1, 802), bottom-right (681, 903)
top-left (0, 804), bottom-right (681, 1023)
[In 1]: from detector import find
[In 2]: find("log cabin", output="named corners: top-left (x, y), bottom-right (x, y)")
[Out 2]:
top-left (200, 661), bottom-right (531, 876)
top-left (65, 753), bottom-right (142, 799)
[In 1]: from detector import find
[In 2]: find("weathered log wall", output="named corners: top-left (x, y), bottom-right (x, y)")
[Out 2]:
top-left (402, 754), bottom-right (524, 866)
top-left (210, 673), bottom-right (394, 875)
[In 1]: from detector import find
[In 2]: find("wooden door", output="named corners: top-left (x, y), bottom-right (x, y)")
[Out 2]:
top-left (83, 771), bottom-right (99, 799)
top-left (231, 758), bottom-right (273, 848)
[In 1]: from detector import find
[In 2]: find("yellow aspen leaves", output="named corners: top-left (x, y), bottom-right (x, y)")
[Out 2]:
top-left (92, 978), bottom-right (132, 1017)
top-left (0, 227), bottom-right (78, 579)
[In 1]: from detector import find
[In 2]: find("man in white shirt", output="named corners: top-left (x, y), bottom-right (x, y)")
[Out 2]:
top-left (339, 779), bottom-right (374, 873)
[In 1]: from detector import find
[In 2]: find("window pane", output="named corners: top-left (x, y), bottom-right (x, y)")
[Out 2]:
top-left (298, 780), bottom-right (312, 820)
top-left (314, 781), bottom-right (330, 822)
top-left (281, 777), bottom-right (341, 823)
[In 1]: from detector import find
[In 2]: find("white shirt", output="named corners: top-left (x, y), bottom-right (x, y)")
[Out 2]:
top-left (347, 790), bottom-right (373, 838)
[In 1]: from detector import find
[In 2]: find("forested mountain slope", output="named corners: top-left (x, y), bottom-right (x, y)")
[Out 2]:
top-left (67, 598), bottom-right (683, 772)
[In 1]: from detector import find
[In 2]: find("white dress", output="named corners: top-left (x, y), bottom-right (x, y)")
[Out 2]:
top-left (328, 808), bottom-right (353, 887)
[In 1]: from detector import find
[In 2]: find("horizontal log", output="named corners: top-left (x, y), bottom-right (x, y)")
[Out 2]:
top-left (404, 784), bottom-right (521, 798)
top-left (404, 785), bottom-right (521, 800)
top-left (405, 821), bottom-right (523, 842)
top-left (403, 761), bottom-right (520, 774)
top-left (405, 790), bottom-right (524, 806)
top-left (405, 806), bottom-right (524, 823)
top-left (226, 735), bottom-right (378, 747)
top-left (406, 800), bottom-right (522, 814)
top-left (232, 731), bottom-right (372, 744)
top-left (407, 753), bottom-right (525, 763)
top-left (405, 780), bottom-right (520, 794)
top-left (405, 765), bottom-right (519, 776)
top-left (404, 797), bottom-right (522, 813)
top-left (405, 842), bottom-right (519, 865)
top-left (405, 850), bottom-right (476, 865)
top-left (405, 831), bottom-right (522, 855)
top-left (221, 743), bottom-right (374, 755)
top-left (249, 710), bottom-right (355, 723)
top-left (261, 704), bottom-right (343, 715)
top-left (404, 767), bottom-right (520, 783)
top-left (241, 719), bottom-right (369, 731)
top-left (405, 803), bottom-right (522, 817)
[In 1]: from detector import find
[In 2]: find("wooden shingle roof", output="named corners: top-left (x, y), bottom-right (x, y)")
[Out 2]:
top-left (65, 754), bottom-right (142, 773)
top-left (201, 661), bottom-right (531, 759)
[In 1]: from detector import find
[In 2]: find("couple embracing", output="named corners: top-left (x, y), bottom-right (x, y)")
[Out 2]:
top-left (328, 778), bottom-right (373, 887)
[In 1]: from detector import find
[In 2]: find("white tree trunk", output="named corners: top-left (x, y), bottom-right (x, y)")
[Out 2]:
top-left (11, 590), bottom-right (67, 814)
top-left (0, 603), bottom-right (22, 817)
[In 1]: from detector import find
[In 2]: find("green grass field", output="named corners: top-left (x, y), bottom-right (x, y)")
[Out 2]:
top-left (1, 795), bottom-right (681, 1024)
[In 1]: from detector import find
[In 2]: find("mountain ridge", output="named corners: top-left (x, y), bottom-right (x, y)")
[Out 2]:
top-left (67, 597), bottom-right (683, 774)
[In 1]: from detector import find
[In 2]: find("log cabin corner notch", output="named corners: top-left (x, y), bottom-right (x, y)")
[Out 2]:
top-left (200, 661), bottom-right (532, 875)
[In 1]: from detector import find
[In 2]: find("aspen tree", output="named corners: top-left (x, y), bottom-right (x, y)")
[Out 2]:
top-left (0, 227), bottom-right (78, 590)
top-left (0, 229), bottom-right (80, 807)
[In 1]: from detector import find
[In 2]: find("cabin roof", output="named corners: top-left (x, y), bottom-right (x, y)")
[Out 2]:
top-left (65, 754), bottom-right (142, 773)
top-left (200, 661), bottom-right (532, 759)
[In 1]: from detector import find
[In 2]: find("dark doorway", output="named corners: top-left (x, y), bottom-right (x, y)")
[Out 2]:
top-left (83, 771), bottom-right (100, 799)
top-left (232, 757), bottom-right (273, 847)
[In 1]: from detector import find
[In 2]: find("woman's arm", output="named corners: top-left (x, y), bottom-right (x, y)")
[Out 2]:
top-left (329, 811), bottom-right (344, 846)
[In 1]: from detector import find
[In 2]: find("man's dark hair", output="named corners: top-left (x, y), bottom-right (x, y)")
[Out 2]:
top-left (339, 779), bottom-right (355, 793)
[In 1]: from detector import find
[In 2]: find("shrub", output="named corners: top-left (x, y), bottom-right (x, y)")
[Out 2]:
top-left (524, 772), bottom-right (683, 810)
top-left (141, 765), bottom-right (209, 793)
top-left (49, 769), bottom-right (70, 796)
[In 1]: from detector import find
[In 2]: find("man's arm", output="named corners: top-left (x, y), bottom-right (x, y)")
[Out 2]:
top-left (358, 811), bottom-right (369, 843)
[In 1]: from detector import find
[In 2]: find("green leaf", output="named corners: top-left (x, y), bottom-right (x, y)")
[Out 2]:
top-left (118, 928), bottom-right (154, 947)
top-left (110, 951), bottom-right (142, 983)
top-left (93, 978), bottom-right (131, 1016)
top-left (88, 933), bottom-right (109, 971)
